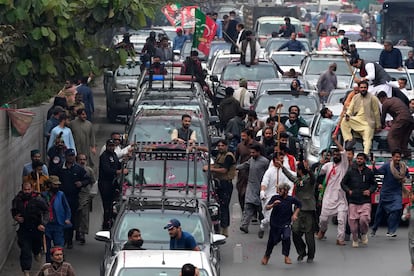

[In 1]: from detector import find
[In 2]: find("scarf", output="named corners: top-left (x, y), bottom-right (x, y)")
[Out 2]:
top-left (390, 160), bottom-right (410, 197)
top-left (359, 61), bottom-right (367, 77)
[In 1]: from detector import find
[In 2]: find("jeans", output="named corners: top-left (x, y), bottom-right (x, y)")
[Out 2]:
top-left (17, 228), bottom-right (42, 271)
top-left (217, 180), bottom-right (233, 228)
top-left (45, 223), bottom-right (64, 263)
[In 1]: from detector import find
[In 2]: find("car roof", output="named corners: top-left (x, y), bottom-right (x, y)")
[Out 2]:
top-left (115, 250), bottom-right (212, 270)
top-left (257, 16), bottom-right (301, 23)
top-left (351, 41), bottom-right (383, 49)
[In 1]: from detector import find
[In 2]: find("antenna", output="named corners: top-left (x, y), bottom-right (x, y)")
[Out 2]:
top-left (170, 61), bottom-right (174, 89)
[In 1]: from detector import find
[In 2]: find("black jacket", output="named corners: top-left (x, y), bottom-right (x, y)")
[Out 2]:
top-left (56, 162), bottom-right (90, 198)
top-left (341, 165), bottom-right (377, 205)
top-left (99, 150), bottom-right (121, 183)
top-left (11, 192), bottom-right (49, 230)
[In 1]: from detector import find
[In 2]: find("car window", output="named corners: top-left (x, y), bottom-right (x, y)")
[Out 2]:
top-left (327, 91), bottom-right (347, 104)
top-left (222, 65), bottom-right (277, 81)
top-left (356, 48), bottom-right (382, 63)
top-left (255, 94), bottom-right (318, 115)
top-left (305, 59), bottom-right (351, 75)
top-left (119, 268), bottom-right (209, 276)
top-left (212, 58), bottom-right (232, 75)
top-left (124, 159), bottom-right (207, 186)
top-left (116, 213), bottom-right (206, 244)
top-left (387, 71), bottom-right (412, 90)
top-left (271, 54), bottom-right (305, 66)
top-left (130, 118), bottom-right (204, 143)
top-left (208, 43), bottom-right (232, 61)
top-left (337, 14), bottom-right (362, 25)
top-left (117, 66), bottom-right (141, 76)
top-left (258, 82), bottom-right (291, 95)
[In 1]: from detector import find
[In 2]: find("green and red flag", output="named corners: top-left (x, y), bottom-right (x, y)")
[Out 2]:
top-left (161, 4), bottom-right (182, 27)
top-left (193, 8), bottom-right (217, 56)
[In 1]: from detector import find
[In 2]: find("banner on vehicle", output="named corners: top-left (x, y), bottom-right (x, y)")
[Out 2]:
top-left (161, 3), bottom-right (182, 27)
top-left (317, 36), bottom-right (341, 51)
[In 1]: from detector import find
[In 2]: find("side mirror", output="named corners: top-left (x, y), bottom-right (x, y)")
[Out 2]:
top-left (212, 234), bottom-right (226, 245)
top-left (298, 127), bottom-right (310, 138)
top-left (210, 75), bottom-right (219, 82)
top-left (95, 231), bottom-right (111, 242)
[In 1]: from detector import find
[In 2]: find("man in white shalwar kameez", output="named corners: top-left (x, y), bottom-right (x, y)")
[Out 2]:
top-left (316, 135), bottom-right (349, 245)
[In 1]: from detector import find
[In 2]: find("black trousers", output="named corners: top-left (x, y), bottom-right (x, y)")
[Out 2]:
top-left (17, 228), bottom-right (42, 271)
top-left (99, 181), bottom-right (116, 230)
top-left (265, 225), bottom-right (291, 257)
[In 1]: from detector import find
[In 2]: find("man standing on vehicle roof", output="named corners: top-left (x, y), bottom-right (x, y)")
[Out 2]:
top-left (379, 40), bottom-right (403, 70)
top-left (204, 139), bottom-right (236, 237)
top-left (371, 149), bottom-right (410, 238)
top-left (277, 32), bottom-right (306, 52)
top-left (239, 30), bottom-right (260, 67)
top-left (164, 219), bottom-right (200, 251)
top-left (278, 17), bottom-right (296, 38)
top-left (316, 63), bottom-right (337, 104)
top-left (171, 114), bottom-right (197, 144)
top-left (377, 91), bottom-right (414, 159)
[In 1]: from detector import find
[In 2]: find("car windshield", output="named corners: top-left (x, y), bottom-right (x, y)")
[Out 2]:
top-left (258, 22), bottom-right (302, 36)
top-left (255, 94), bottom-right (318, 115)
top-left (212, 57), bottom-right (232, 75)
top-left (208, 43), bottom-right (232, 61)
top-left (182, 41), bottom-right (206, 59)
top-left (271, 54), bottom-right (306, 66)
top-left (258, 82), bottom-right (292, 94)
top-left (117, 66), bottom-right (141, 76)
top-left (118, 268), bottom-right (209, 276)
top-left (266, 40), bottom-right (311, 53)
top-left (356, 48), bottom-right (382, 63)
top-left (124, 159), bottom-right (207, 186)
top-left (130, 117), bottom-right (204, 143)
top-left (327, 91), bottom-right (348, 104)
top-left (115, 212), bottom-right (206, 244)
top-left (305, 59), bottom-right (351, 76)
top-left (222, 65), bottom-right (277, 81)
top-left (337, 14), bottom-right (362, 25)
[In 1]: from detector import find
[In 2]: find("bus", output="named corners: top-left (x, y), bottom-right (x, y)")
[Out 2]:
top-left (381, 0), bottom-right (414, 46)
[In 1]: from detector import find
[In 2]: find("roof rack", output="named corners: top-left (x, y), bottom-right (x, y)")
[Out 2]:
top-left (124, 195), bottom-right (200, 213)
top-left (117, 141), bottom-right (211, 206)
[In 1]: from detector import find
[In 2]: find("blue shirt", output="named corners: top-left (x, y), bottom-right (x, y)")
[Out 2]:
top-left (379, 48), bottom-right (402, 69)
top-left (278, 40), bottom-right (305, 51)
top-left (22, 163), bottom-right (49, 177)
top-left (173, 35), bottom-right (188, 51)
top-left (169, 231), bottom-right (197, 250)
top-left (216, 19), bottom-right (223, 39)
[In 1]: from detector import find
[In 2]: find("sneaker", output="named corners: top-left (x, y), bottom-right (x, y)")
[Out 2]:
top-left (240, 226), bottom-right (249, 234)
top-left (361, 234), bottom-right (368, 245)
top-left (258, 229), bottom-right (264, 239)
top-left (352, 240), bottom-right (359, 248)
top-left (370, 230), bottom-right (376, 237)
top-left (386, 232), bottom-right (397, 238)
top-left (297, 254), bottom-right (306, 262)
top-left (306, 258), bottom-right (314, 263)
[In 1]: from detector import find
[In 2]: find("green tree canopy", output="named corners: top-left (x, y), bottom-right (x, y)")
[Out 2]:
top-left (0, 0), bottom-right (165, 105)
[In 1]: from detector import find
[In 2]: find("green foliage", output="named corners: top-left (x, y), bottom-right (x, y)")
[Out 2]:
top-left (0, 0), bottom-right (164, 106)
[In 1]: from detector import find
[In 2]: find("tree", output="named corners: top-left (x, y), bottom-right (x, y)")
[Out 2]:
top-left (0, 0), bottom-right (163, 105)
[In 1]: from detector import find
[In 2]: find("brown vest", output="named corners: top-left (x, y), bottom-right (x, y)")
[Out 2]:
top-left (213, 152), bottom-right (236, 181)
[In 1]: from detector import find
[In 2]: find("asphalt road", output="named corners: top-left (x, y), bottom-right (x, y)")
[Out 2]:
top-left (2, 78), bottom-right (413, 276)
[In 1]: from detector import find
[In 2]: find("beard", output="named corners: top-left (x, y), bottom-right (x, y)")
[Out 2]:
top-left (333, 156), bottom-right (341, 163)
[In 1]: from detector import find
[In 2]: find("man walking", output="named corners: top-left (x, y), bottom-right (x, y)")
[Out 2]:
top-left (371, 149), bottom-right (409, 237)
top-left (237, 144), bottom-right (269, 234)
top-left (56, 149), bottom-right (90, 249)
top-left (12, 182), bottom-right (49, 276)
top-left (70, 108), bottom-right (96, 168)
top-left (37, 246), bottom-right (75, 276)
top-left (76, 76), bottom-right (94, 121)
top-left (205, 139), bottom-right (236, 237)
top-left (341, 153), bottom-right (377, 247)
top-left (99, 139), bottom-right (128, 230)
top-left (317, 134), bottom-right (349, 245)
top-left (261, 183), bottom-right (301, 265)
top-left (316, 63), bottom-right (337, 104)
top-left (377, 91), bottom-right (414, 159)
top-left (280, 162), bottom-right (317, 263)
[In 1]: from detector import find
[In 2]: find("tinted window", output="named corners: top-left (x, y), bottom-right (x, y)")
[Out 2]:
top-left (357, 48), bottom-right (382, 63)
top-left (271, 54), bottom-right (306, 66)
top-left (255, 94), bottom-right (318, 115)
top-left (130, 117), bottom-right (204, 143)
top-left (116, 213), bottom-right (206, 244)
top-left (305, 59), bottom-right (351, 76)
top-left (117, 66), bottom-right (141, 76)
top-left (222, 65), bottom-right (277, 81)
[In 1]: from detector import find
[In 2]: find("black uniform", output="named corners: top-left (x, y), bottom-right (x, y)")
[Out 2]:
top-left (99, 150), bottom-right (122, 230)
top-left (11, 191), bottom-right (48, 272)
